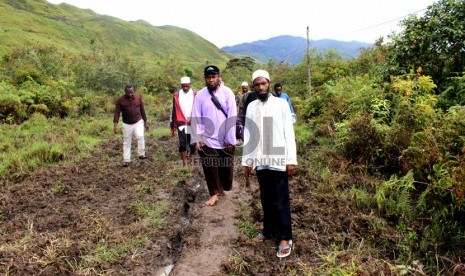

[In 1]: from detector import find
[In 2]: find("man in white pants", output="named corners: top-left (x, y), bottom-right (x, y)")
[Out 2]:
top-left (113, 84), bottom-right (149, 167)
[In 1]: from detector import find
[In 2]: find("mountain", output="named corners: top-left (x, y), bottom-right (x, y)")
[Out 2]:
top-left (0, 0), bottom-right (230, 67)
top-left (221, 35), bottom-right (372, 64)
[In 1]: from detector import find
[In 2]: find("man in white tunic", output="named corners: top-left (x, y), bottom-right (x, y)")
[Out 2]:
top-left (241, 69), bottom-right (297, 258)
top-left (170, 76), bottom-right (196, 166)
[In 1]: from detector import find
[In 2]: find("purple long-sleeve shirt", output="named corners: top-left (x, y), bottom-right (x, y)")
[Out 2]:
top-left (190, 85), bottom-right (237, 149)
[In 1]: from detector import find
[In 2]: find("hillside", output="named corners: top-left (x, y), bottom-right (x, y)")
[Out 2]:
top-left (221, 35), bottom-right (372, 64)
top-left (0, 0), bottom-right (230, 66)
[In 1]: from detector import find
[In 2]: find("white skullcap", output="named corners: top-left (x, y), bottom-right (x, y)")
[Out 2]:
top-left (252, 69), bottom-right (270, 82)
top-left (180, 76), bottom-right (191, 84)
top-left (241, 82), bottom-right (248, 87)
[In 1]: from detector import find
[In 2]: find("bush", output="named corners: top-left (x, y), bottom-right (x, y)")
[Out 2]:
top-left (28, 104), bottom-right (49, 115)
top-left (0, 92), bottom-right (21, 120)
top-left (335, 112), bottom-right (384, 167)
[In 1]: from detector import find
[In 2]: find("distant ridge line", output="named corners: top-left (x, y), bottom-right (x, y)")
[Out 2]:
top-left (221, 35), bottom-right (372, 64)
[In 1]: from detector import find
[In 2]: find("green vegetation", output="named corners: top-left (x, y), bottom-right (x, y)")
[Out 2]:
top-left (0, 0), bottom-right (229, 68)
top-left (130, 201), bottom-right (167, 229)
top-left (235, 201), bottom-right (258, 238)
top-left (0, 113), bottom-right (110, 179)
top-left (1, 0), bottom-right (464, 274)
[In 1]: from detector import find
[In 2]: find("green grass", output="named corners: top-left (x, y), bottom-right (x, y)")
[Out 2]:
top-left (234, 201), bottom-right (258, 238)
top-left (294, 123), bottom-right (314, 148)
top-left (135, 182), bottom-right (154, 195)
top-left (130, 201), bottom-right (167, 229)
top-left (0, 113), bottom-right (111, 180)
top-left (77, 135), bottom-right (101, 148)
top-left (0, 0), bottom-right (229, 68)
top-left (51, 181), bottom-right (66, 195)
top-left (80, 235), bottom-right (149, 268)
top-left (348, 186), bottom-right (376, 209)
top-left (150, 127), bottom-right (171, 139)
top-left (170, 167), bottom-right (192, 179)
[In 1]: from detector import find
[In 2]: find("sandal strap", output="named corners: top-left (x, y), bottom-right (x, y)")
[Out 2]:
top-left (277, 240), bottom-right (293, 258)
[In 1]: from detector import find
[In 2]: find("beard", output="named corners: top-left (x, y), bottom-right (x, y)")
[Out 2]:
top-left (256, 90), bottom-right (270, 102)
top-left (206, 81), bottom-right (220, 93)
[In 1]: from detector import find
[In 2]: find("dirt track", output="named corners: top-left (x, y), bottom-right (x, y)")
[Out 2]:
top-left (0, 132), bottom-right (255, 275)
top-left (1, 129), bottom-right (402, 275)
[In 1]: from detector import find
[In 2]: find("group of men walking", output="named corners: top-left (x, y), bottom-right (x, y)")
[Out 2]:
top-left (113, 65), bottom-right (297, 258)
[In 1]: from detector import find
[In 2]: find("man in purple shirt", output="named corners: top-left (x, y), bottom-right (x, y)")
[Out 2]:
top-left (113, 84), bottom-right (149, 167)
top-left (191, 65), bottom-right (237, 206)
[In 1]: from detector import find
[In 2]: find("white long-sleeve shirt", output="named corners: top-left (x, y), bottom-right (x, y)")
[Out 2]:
top-left (241, 95), bottom-right (297, 171)
top-left (179, 88), bottom-right (194, 120)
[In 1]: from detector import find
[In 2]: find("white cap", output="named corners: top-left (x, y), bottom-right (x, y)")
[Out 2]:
top-left (180, 76), bottom-right (191, 84)
top-left (252, 69), bottom-right (270, 82)
top-left (241, 82), bottom-right (248, 87)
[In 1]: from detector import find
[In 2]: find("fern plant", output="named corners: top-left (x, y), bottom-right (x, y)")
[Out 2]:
top-left (375, 171), bottom-right (415, 223)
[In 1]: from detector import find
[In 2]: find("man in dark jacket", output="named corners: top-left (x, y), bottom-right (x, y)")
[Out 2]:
top-left (113, 84), bottom-right (149, 167)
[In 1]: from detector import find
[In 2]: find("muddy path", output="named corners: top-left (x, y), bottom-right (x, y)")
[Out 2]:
top-left (170, 176), bottom-right (249, 276)
top-left (0, 130), bottom-right (254, 275)
top-left (3, 126), bottom-right (445, 275)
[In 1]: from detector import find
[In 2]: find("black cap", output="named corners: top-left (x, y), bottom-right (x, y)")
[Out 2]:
top-left (204, 65), bottom-right (220, 75)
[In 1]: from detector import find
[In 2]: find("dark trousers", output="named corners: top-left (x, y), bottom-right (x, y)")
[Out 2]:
top-left (177, 128), bottom-right (196, 154)
top-left (198, 145), bottom-right (234, 196)
top-left (256, 169), bottom-right (293, 241)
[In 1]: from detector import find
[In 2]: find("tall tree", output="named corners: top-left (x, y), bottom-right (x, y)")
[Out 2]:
top-left (385, 0), bottom-right (465, 90)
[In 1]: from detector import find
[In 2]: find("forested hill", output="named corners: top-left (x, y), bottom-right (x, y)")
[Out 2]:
top-left (221, 35), bottom-right (372, 64)
top-left (0, 0), bottom-right (230, 66)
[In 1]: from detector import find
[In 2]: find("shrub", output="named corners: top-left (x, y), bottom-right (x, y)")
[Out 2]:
top-left (28, 104), bottom-right (49, 115)
top-left (0, 92), bottom-right (22, 121)
top-left (335, 112), bottom-right (384, 166)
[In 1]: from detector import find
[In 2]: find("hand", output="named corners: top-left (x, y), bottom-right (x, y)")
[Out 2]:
top-left (145, 122), bottom-right (150, 131)
top-left (113, 126), bottom-right (118, 134)
top-left (171, 128), bottom-right (176, 137)
top-left (196, 142), bottom-right (204, 151)
top-left (286, 165), bottom-right (296, 177)
top-left (225, 143), bottom-right (235, 154)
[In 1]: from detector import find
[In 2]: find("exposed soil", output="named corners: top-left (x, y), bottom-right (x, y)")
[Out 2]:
top-left (1, 130), bottom-right (463, 275)
top-left (170, 179), bottom-right (246, 276)
top-left (0, 132), bottom-right (254, 276)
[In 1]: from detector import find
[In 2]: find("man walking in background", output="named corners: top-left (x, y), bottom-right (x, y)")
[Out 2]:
top-left (237, 81), bottom-right (249, 107)
top-left (171, 76), bottom-right (197, 167)
top-left (235, 82), bottom-right (250, 145)
top-left (239, 82), bottom-right (258, 129)
top-left (237, 81), bottom-right (257, 185)
top-left (191, 65), bottom-right (237, 206)
top-left (113, 84), bottom-right (149, 167)
top-left (242, 70), bottom-right (297, 258)
top-left (273, 83), bottom-right (296, 124)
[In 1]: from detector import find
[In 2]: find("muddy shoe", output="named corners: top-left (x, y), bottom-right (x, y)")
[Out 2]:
top-left (122, 161), bottom-right (130, 167)
top-left (139, 155), bottom-right (147, 160)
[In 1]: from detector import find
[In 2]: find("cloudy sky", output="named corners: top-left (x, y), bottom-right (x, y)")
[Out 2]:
top-left (46, 0), bottom-right (437, 48)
